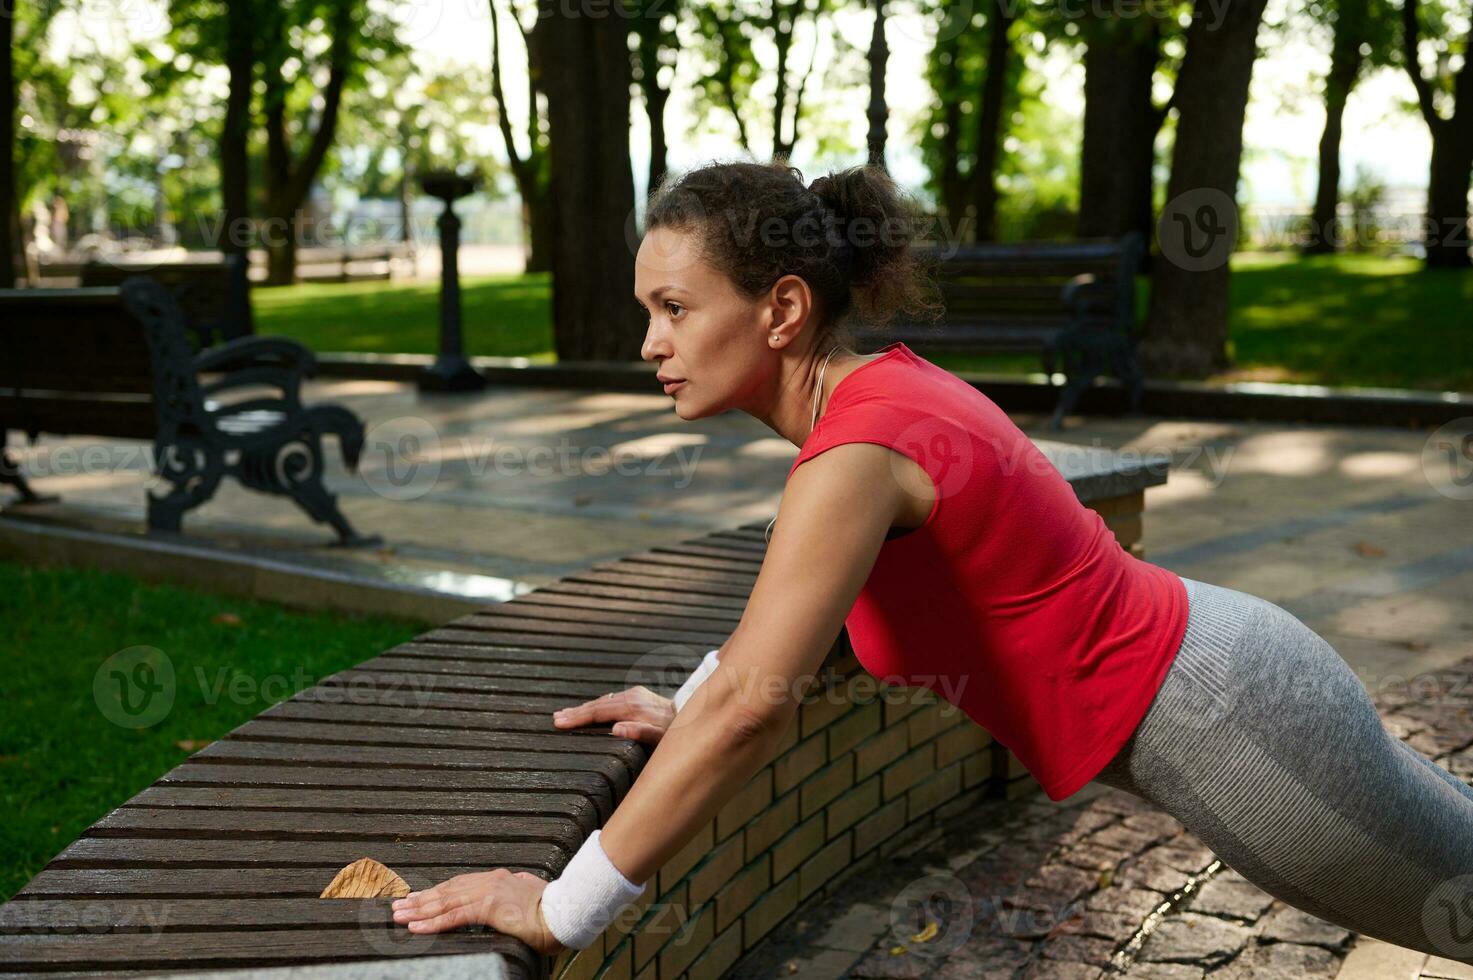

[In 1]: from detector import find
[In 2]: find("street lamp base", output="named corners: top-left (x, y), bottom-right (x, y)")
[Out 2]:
top-left (418, 357), bottom-right (487, 393)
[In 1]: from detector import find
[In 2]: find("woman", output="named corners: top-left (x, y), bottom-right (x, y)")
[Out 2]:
top-left (390, 160), bottom-right (1473, 963)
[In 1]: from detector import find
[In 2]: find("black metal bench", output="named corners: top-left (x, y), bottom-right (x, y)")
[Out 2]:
top-left (0, 279), bottom-right (380, 547)
top-left (853, 233), bottom-right (1146, 430)
top-left (80, 254), bottom-right (254, 350)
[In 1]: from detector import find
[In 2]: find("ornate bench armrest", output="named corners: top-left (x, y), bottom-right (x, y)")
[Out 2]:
top-left (193, 336), bottom-right (318, 377)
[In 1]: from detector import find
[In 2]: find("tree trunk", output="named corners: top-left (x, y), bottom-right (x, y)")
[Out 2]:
top-left (2, 5), bottom-right (14, 288)
top-left (538, 0), bottom-right (642, 360)
top-left (1305, 41), bottom-right (1361, 254)
top-left (866, 0), bottom-right (888, 170)
top-left (1078, 18), bottom-right (1160, 247)
top-left (969, 0), bottom-right (1014, 243)
top-left (1425, 129), bottom-right (1473, 269)
top-left (934, 13), bottom-right (965, 244)
top-left (260, 0), bottom-right (353, 286)
top-left (1139, 0), bottom-right (1270, 378)
top-left (220, 0), bottom-right (253, 258)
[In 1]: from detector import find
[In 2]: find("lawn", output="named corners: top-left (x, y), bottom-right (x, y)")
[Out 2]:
top-left (251, 253), bottom-right (1473, 393)
top-left (0, 562), bottom-right (426, 901)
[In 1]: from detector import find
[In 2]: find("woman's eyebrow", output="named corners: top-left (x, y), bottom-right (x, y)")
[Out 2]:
top-left (636, 285), bottom-right (683, 304)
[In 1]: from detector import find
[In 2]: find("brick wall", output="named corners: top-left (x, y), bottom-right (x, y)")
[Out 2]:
top-left (548, 636), bottom-right (1039, 980)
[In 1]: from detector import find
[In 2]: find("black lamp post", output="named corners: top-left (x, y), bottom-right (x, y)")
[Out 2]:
top-left (418, 169), bottom-right (485, 392)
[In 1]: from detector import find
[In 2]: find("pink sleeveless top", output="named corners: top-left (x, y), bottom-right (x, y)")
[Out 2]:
top-left (786, 342), bottom-right (1189, 800)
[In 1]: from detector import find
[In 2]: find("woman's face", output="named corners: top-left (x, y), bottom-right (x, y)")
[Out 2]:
top-left (636, 225), bottom-right (794, 422)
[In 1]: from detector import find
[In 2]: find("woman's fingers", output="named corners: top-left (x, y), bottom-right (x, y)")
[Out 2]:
top-left (610, 721), bottom-right (665, 745)
top-left (553, 689), bottom-right (660, 729)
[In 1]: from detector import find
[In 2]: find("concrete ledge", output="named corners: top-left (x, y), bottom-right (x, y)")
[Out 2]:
top-left (314, 352), bottom-right (1472, 430)
top-left (0, 515), bottom-right (483, 623)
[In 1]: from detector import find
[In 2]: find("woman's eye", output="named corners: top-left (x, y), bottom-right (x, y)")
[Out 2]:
top-left (666, 302), bottom-right (684, 318)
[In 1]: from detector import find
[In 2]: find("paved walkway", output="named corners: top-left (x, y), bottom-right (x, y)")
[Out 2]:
top-left (5, 378), bottom-right (1473, 975)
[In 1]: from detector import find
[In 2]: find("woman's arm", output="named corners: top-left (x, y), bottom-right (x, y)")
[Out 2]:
top-left (392, 442), bottom-right (910, 947)
top-left (590, 441), bottom-right (908, 881)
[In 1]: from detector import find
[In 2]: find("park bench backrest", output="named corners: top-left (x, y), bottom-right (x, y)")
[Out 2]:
top-left (80, 253), bottom-right (253, 349)
top-left (0, 287), bottom-right (162, 441)
top-left (855, 235), bottom-right (1143, 354)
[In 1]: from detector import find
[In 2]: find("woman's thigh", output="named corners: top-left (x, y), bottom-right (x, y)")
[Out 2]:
top-left (1092, 576), bottom-right (1473, 961)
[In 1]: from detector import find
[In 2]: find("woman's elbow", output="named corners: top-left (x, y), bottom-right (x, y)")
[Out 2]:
top-left (713, 703), bottom-right (790, 752)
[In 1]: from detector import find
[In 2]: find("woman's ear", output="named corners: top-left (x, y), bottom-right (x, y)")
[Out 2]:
top-left (766, 274), bottom-right (814, 339)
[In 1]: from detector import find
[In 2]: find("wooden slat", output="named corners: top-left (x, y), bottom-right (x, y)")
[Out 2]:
top-left (16, 866), bottom-right (499, 899)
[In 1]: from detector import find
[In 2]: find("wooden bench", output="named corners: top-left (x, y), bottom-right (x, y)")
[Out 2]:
top-left (0, 279), bottom-right (380, 547)
top-left (853, 234), bottom-right (1146, 431)
top-left (0, 447), bottom-right (1166, 979)
top-left (80, 254), bottom-right (254, 350)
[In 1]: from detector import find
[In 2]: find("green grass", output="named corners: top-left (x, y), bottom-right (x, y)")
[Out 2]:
top-left (251, 255), bottom-right (1472, 392)
top-left (252, 271), bottom-right (555, 360)
top-left (0, 562), bottom-right (426, 901)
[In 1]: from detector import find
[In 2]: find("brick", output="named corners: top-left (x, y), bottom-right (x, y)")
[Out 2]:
top-left (883, 743), bottom-right (936, 800)
top-left (884, 690), bottom-right (929, 725)
top-left (773, 732), bottom-right (827, 794)
top-left (853, 796), bottom-right (906, 857)
top-left (854, 724), bottom-right (908, 780)
top-left (771, 813), bottom-right (825, 881)
top-left (799, 689), bottom-right (852, 737)
top-left (800, 755), bottom-right (855, 819)
top-left (827, 699), bottom-right (882, 757)
top-left (601, 937), bottom-right (633, 980)
top-left (907, 702), bottom-right (952, 746)
top-left (688, 832), bottom-right (744, 906)
top-left (658, 900), bottom-right (714, 979)
top-left (742, 871), bottom-right (800, 948)
top-left (936, 722), bottom-right (992, 767)
top-left (715, 854), bottom-right (771, 932)
top-left (555, 944), bottom-right (602, 980)
top-left (827, 774), bottom-right (881, 836)
top-left (799, 833), bottom-right (852, 900)
top-left (684, 921), bottom-right (743, 980)
top-left (744, 790), bottom-right (798, 861)
top-left (935, 786), bottom-right (988, 822)
top-left (715, 769), bottom-right (772, 841)
top-left (633, 882), bottom-right (687, 970)
top-left (658, 820), bottom-right (714, 893)
top-left (963, 749), bottom-right (993, 789)
top-left (908, 761), bottom-right (963, 821)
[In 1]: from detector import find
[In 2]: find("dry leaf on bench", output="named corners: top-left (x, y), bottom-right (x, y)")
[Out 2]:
top-left (320, 857), bottom-right (412, 899)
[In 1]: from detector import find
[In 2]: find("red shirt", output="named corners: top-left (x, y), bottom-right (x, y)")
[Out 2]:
top-left (787, 341), bottom-right (1189, 801)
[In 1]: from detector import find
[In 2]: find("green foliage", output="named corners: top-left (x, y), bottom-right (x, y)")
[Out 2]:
top-left (0, 561), bottom-right (425, 901)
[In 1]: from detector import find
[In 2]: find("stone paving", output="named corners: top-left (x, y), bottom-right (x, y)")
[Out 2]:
top-left (729, 654), bottom-right (1473, 979)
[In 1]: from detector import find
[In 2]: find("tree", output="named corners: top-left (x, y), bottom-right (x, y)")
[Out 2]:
top-left (259, 0), bottom-right (358, 284)
top-left (1304, 0), bottom-right (1394, 254)
top-left (3, 0), bottom-right (14, 287)
top-left (630, 0), bottom-right (679, 193)
top-left (1400, 0), bottom-right (1472, 269)
top-left (489, 0), bottom-right (553, 272)
top-left (1138, 0), bottom-right (1272, 377)
top-left (221, 0), bottom-right (252, 258)
top-left (866, 0), bottom-right (888, 169)
top-left (1077, 13), bottom-right (1175, 246)
top-left (919, 0), bottom-right (1028, 243)
top-left (536, 0), bottom-right (643, 360)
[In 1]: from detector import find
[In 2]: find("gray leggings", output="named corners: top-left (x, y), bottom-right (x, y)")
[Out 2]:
top-left (1093, 575), bottom-right (1473, 963)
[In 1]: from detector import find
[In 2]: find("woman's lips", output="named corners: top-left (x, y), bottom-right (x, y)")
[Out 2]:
top-left (663, 380), bottom-right (686, 395)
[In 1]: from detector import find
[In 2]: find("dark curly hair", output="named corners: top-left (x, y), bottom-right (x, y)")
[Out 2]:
top-left (643, 157), bottom-right (944, 349)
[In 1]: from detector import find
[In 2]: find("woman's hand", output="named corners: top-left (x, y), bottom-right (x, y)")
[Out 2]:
top-left (391, 869), bottom-right (562, 954)
top-left (552, 686), bottom-right (676, 745)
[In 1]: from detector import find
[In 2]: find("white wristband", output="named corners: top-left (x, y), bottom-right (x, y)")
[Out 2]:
top-left (672, 649), bottom-right (721, 713)
top-left (540, 829), bottom-right (646, 950)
